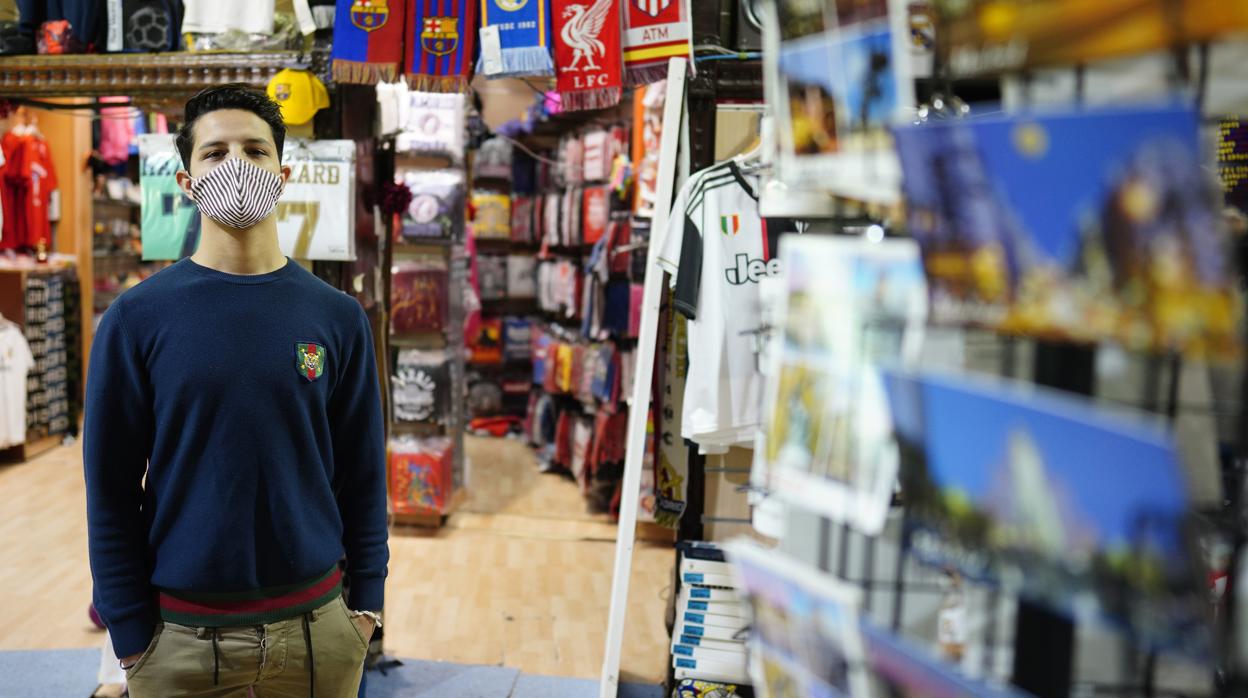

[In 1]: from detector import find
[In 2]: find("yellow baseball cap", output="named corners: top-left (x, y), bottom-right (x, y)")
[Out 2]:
top-left (266, 68), bottom-right (330, 126)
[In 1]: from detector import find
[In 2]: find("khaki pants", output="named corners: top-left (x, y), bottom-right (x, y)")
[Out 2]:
top-left (125, 596), bottom-right (368, 698)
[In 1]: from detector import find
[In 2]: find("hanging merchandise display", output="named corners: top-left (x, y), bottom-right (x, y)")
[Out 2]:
top-left (761, 235), bottom-right (927, 535)
top-left (139, 134), bottom-right (199, 261)
top-left (391, 259), bottom-right (450, 333)
top-left (396, 169), bottom-right (465, 241)
top-left (621, 0), bottom-right (693, 86)
top-left (396, 91), bottom-right (467, 157)
top-left (505, 254), bottom-right (537, 298)
top-left (405, 0), bottom-right (477, 92)
top-left (502, 316), bottom-right (531, 361)
top-left (182, 0), bottom-right (273, 36)
top-left (331, 0), bottom-right (407, 84)
top-left (472, 191), bottom-right (512, 239)
top-left (551, 0), bottom-right (623, 110)
top-left (1, 123), bottom-right (59, 253)
top-left (388, 435), bottom-right (455, 515)
top-left (477, 0), bottom-right (555, 78)
top-left (510, 194), bottom-right (535, 244)
top-left (278, 139), bottom-right (357, 261)
top-left (470, 316), bottom-right (504, 364)
top-left (392, 349), bottom-right (451, 424)
top-left (477, 254), bottom-right (508, 300)
top-left (893, 105), bottom-right (1239, 359)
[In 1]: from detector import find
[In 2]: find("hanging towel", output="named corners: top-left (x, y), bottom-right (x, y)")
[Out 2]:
top-left (331, 0), bottom-right (406, 84)
top-left (551, 0), bottom-right (621, 111)
top-left (405, 0), bottom-right (477, 92)
top-left (477, 0), bottom-right (554, 77)
top-left (622, 0), bottom-right (693, 86)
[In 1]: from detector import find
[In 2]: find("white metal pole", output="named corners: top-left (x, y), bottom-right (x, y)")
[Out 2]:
top-left (598, 57), bottom-right (688, 698)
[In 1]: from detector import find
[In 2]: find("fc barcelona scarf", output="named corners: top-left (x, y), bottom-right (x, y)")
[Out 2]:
top-left (405, 0), bottom-right (478, 92)
top-left (551, 0), bottom-right (622, 111)
top-left (332, 0), bottom-right (407, 84)
top-left (622, 0), bottom-right (693, 86)
top-left (477, 0), bottom-right (554, 78)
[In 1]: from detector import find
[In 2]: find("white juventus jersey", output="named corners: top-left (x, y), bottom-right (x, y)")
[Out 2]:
top-left (657, 161), bottom-right (803, 448)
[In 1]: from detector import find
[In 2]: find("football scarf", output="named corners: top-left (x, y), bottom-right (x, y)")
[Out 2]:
top-left (331, 0), bottom-right (406, 84)
top-left (405, 0), bottom-right (477, 92)
top-left (477, 0), bottom-right (554, 77)
top-left (622, 0), bottom-right (692, 86)
top-left (551, 0), bottom-right (622, 111)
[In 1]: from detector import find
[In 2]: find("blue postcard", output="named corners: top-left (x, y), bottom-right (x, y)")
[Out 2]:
top-left (893, 105), bottom-right (1239, 359)
top-left (883, 370), bottom-right (1209, 653)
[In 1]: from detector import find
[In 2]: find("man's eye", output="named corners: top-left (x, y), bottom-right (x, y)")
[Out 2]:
top-left (248, 149), bottom-right (267, 157)
top-left (204, 151), bottom-right (224, 159)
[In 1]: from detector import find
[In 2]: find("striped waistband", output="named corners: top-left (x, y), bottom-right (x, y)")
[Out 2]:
top-left (158, 567), bottom-right (343, 628)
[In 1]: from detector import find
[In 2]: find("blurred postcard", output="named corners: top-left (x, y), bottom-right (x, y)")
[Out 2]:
top-left (773, 0), bottom-right (916, 203)
top-left (894, 105), bottom-right (1240, 359)
top-left (728, 541), bottom-right (871, 698)
top-left (883, 370), bottom-right (1209, 653)
top-left (937, 0), bottom-right (1248, 75)
top-left (764, 236), bottom-right (927, 534)
top-left (859, 621), bottom-right (1031, 698)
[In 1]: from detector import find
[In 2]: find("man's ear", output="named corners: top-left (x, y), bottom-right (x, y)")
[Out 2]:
top-left (280, 164), bottom-right (292, 186)
top-left (175, 170), bottom-right (194, 199)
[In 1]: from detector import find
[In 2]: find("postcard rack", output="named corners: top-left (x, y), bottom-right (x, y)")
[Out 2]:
top-left (743, 43), bottom-right (1243, 698)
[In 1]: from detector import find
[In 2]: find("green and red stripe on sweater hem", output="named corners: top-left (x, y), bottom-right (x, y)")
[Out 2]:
top-left (158, 567), bottom-right (343, 627)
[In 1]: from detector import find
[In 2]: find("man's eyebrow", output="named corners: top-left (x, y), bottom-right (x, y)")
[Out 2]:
top-left (197, 138), bottom-right (272, 151)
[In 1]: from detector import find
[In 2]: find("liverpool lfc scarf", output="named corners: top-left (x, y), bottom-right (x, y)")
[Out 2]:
top-left (331, 0), bottom-right (406, 84)
top-left (552, 0), bottom-right (622, 111)
top-left (477, 0), bottom-right (554, 77)
top-left (622, 0), bottom-right (693, 86)
top-left (405, 0), bottom-right (477, 92)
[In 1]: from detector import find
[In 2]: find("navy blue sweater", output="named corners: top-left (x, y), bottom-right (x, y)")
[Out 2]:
top-left (84, 258), bottom-right (388, 658)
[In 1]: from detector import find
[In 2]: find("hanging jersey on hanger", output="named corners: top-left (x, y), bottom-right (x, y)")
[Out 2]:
top-left (0, 320), bottom-right (35, 449)
top-left (657, 160), bottom-right (805, 450)
top-left (0, 127), bottom-right (58, 252)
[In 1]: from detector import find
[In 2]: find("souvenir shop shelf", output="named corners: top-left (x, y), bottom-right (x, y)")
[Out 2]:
top-left (0, 51), bottom-right (299, 97)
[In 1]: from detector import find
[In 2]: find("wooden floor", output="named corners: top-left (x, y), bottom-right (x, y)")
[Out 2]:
top-left (0, 435), bottom-right (674, 684)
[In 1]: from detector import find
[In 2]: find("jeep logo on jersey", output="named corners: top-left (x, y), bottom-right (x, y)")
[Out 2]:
top-left (725, 254), bottom-right (782, 285)
top-left (720, 214), bottom-right (739, 236)
top-left (295, 343), bottom-right (326, 382)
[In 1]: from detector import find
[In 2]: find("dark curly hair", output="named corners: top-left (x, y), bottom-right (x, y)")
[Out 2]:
top-left (175, 84), bottom-right (286, 170)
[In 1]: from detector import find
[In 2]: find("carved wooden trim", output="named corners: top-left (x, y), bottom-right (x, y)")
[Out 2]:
top-left (0, 51), bottom-right (300, 97)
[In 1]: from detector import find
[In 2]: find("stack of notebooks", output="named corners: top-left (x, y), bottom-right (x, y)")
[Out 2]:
top-left (671, 543), bottom-right (750, 685)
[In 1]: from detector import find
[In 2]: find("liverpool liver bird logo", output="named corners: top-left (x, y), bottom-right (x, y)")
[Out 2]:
top-left (560, 0), bottom-right (612, 71)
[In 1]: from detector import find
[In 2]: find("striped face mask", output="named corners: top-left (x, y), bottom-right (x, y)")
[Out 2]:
top-left (189, 157), bottom-right (285, 230)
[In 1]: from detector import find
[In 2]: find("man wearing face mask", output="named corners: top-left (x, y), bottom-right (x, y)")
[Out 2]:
top-left (83, 85), bottom-right (388, 697)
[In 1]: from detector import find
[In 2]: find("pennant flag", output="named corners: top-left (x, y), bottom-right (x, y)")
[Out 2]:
top-left (622, 0), bottom-right (693, 86)
top-left (552, 0), bottom-right (622, 111)
top-left (331, 0), bottom-right (407, 84)
top-left (405, 0), bottom-right (478, 92)
top-left (478, 0), bottom-right (555, 77)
